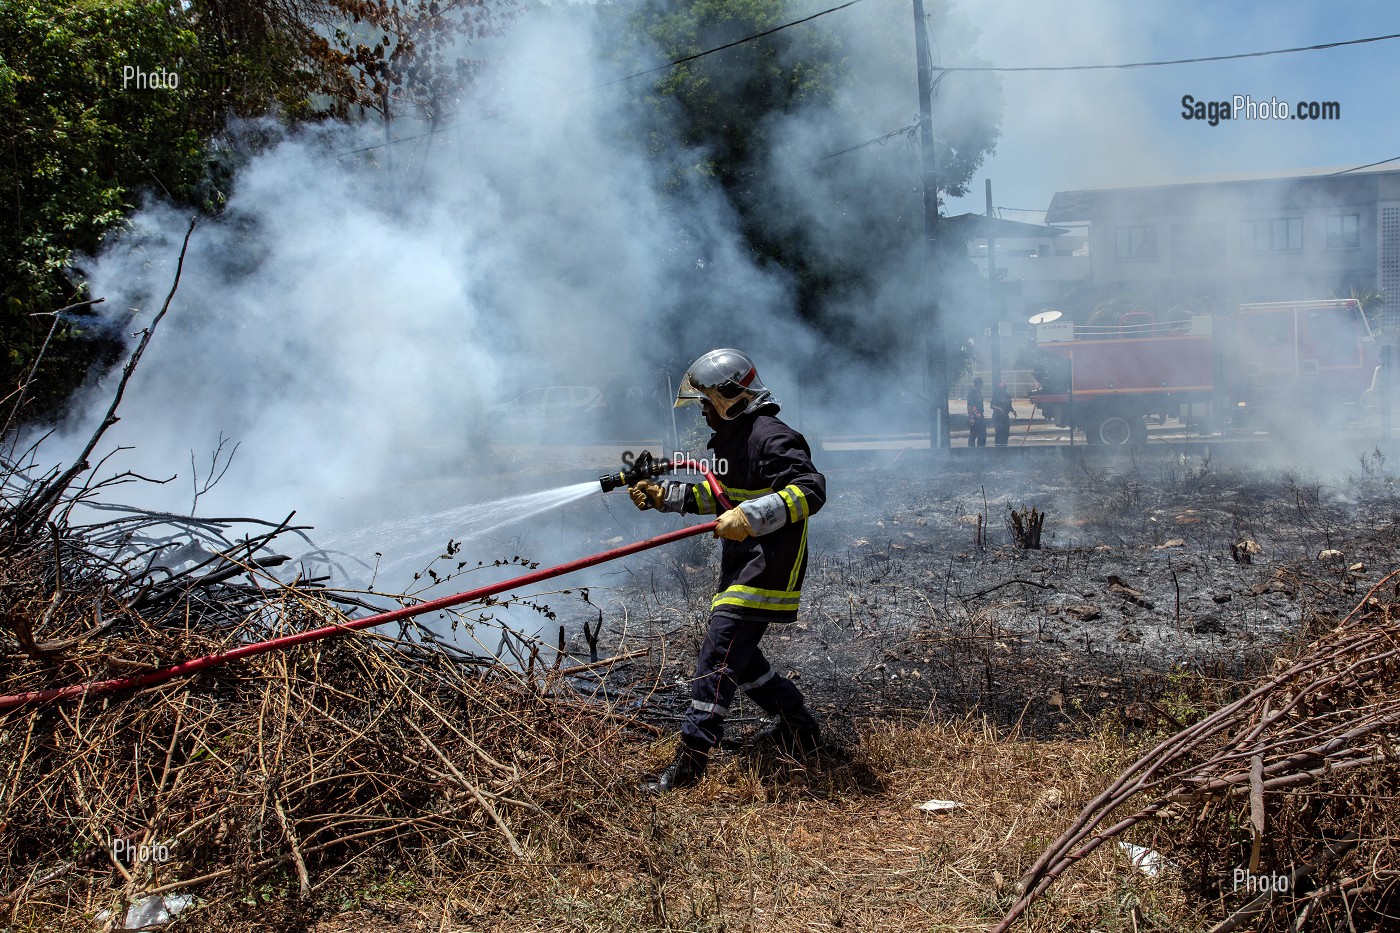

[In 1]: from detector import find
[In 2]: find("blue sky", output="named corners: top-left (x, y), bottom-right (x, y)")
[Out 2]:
top-left (937, 0), bottom-right (1400, 218)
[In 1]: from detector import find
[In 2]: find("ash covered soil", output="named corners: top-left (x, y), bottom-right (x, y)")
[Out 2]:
top-left (585, 448), bottom-right (1400, 738)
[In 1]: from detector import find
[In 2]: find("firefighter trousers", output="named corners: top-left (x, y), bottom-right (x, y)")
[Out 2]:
top-left (681, 611), bottom-right (817, 749)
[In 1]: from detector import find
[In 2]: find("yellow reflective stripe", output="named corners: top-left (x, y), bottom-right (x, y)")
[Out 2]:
top-left (787, 520), bottom-right (808, 592)
top-left (692, 483), bottom-right (716, 515)
top-left (711, 584), bottom-right (802, 612)
top-left (720, 484), bottom-right (770, 502)
top-left (777, 485), bottom-right (810, 522)
top-left (778, 486), bottom-right (797, 519)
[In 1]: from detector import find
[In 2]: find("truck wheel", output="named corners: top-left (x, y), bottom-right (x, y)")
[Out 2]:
top-left (1094, 413), bottom-right (1137, 445)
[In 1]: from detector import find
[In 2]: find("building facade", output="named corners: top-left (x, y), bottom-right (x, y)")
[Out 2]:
top-left (1043, 166), bottom-right (1400, 330)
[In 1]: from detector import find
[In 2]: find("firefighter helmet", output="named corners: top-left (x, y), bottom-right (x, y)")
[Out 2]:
top-left (674, 349), bottom-right (774, 420)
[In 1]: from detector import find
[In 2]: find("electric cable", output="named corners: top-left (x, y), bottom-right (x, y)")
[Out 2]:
top-left (337, 0), bottom-right (870, 157)
top-left (599, 0), bottom-right (870, 87)
top-left (807, 30), bottom-right (1400, 169)
top-left (798, 121), bottom-right (918, 169)
top-left (1331, 155), bottom-right (1400, 176)
top-left (343, 25), bottom-right (1399, 161)
top-left (934, 31), bottom-right (1400, 75)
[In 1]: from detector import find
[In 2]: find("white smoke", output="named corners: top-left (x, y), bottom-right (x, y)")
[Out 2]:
top-left (61, 0), bottom-right (1393, 561)
top-left (62, 8), bottom-right (821, 532)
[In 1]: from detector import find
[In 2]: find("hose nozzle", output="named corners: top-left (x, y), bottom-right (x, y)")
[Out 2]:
top-left (599, 450), bottom-right (674, 493)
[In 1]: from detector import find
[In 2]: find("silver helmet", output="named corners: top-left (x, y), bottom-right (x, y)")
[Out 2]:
top-left (674, 348), bottom-right (775, 420)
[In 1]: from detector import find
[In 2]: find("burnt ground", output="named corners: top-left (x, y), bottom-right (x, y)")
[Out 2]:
top-left (578, 446), bottom-right (1400, 742)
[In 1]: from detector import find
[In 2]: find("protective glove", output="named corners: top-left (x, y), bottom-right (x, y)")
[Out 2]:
top-left (714, 506), bottom-right (754, 541)
top-left (629, 480), bottom-right (665, 511)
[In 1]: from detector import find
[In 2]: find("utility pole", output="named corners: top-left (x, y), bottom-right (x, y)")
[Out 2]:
top-left (383, 85), bottom-right (393, 173)
top-left (1383, 343), bottom-right (1392, 439)
top-left (913, 0), bottom-right (951, 449)
top-left (986, 179), bottom-right (1002, 392)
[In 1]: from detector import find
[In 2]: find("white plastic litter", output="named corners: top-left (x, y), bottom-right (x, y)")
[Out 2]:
top-left (95, 894), bottom-right (193, 928)
top-left (1118, 841), bottom-right (1167, 877)
top-left (916, 799), bottom-right (963, 813)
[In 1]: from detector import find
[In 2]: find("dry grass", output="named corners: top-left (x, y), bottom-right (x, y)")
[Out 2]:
top-left (296, 718), bottom-right (1201, 933)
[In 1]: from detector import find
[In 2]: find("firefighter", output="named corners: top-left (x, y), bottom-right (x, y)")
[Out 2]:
top-left (991, 381), bottom-right (1016, 447)
top-left (967, 376), bottom-right (987, 447)
top-left (628, 349), bottom-right (826, 791)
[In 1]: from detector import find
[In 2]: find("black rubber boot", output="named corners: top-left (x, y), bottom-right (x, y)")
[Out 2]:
top-left (755, 715), bottom-right (822, 756)
top-left (647, 741), bottom-right (710, 793)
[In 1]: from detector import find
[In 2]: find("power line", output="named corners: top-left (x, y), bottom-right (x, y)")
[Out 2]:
top-left (809, 31), bottom-right (1400, 169)
top-left (337, 0), bottom-right (871, 156)
top-left (601, 0), bottom-right (870, 87)
top-left (935, 31), bottom-right (1400, 74)
top-left (799, 121), bottom-right (917, 169)
top-left (335, 111), bottom-right (505, 158)
top-left (344, 25), bottom-right (1400, 165)
top-left (1331, 155), bottom-right (1400, 176)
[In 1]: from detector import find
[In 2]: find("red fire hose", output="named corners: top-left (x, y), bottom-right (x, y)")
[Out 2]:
top-left (0, 462), bottom-right (733, 712)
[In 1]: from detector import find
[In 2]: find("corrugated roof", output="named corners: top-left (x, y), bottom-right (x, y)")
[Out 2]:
top-left (1046, 163), bottom-right (1400, 223)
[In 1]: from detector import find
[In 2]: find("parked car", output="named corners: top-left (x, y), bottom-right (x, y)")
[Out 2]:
top-left (486, 386), bottom-right (607, 442)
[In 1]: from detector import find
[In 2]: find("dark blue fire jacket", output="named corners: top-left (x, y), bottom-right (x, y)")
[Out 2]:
top-left (664, 403), bottom-right (826, 622)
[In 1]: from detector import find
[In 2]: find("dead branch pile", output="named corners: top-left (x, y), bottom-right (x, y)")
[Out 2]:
top-left (0, 226), bottom-right (656, 929)
top-left (994, 573), bottom-right (1400, 932)
top-left (0, 461), bottom-right (653, 929)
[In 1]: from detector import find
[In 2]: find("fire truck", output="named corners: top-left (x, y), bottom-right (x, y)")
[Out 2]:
top-left (1028, 299), bottom-right (1378, 444)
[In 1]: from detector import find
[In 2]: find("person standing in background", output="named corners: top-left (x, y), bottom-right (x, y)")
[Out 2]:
top-left (991, 381), bottom-right (1016, 447)
top-left (967, 377), bottom-right (987, 448)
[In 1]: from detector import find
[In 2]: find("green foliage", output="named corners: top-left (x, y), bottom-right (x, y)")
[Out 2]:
top-left (613, 0), bottom-right (998, 199)
top-left (0, 1), bottom-right (247, 417)
top-left (630, 0), bottom-right (844, 186)
top-left (604, 0), bottom-right (1001, 366)
top-left (0, 0), bottom-right (512, 422)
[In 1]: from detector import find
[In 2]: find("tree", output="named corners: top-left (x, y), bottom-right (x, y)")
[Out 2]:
top-left (604, 0), bottom-right (1002, 366)
top-left (0, 2), bottom-right (220, 419)
top-left (623, 0), bottom-right (844, 190)
top-left (0, 0), bottom-right (513, 424)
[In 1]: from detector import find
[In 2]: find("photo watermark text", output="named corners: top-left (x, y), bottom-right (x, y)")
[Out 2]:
top-left (1181, 94), bottom-right (1341, 126)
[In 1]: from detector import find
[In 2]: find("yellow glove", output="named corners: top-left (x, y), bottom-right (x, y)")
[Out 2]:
top-left (629, 480), bottom-right (665, 511)
top-left (714, 507), bottom-right (754, 541)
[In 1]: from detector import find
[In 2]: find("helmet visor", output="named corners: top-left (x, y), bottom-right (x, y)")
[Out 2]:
top-left (674, 372), bottom-right (705, 408)
top-left (674, 372), bottom-right (752, 419)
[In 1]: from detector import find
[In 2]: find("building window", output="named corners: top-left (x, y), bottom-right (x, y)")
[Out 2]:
top-left (1241, 217), bottom-right (1302, 252)
top-left (1327, 213), bottom-right (1360, 249)
top-left (1115, 226), bottom-right (1156, 259)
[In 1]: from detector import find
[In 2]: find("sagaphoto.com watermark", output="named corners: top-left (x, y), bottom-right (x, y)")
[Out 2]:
top-left (1181, 94), bottom-right (1341, 126)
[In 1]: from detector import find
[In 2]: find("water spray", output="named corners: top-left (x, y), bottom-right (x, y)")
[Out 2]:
top-left (0, 454), bottom-right (732, 712)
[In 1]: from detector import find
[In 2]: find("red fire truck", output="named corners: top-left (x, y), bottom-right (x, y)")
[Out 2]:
top-left (1028, 299), bottom-right (1378, 444)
